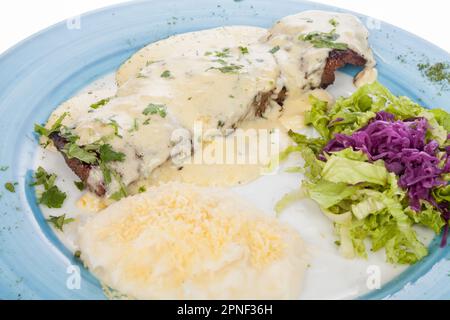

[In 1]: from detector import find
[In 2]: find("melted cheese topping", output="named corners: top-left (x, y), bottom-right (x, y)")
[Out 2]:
top-left (46, 11), bottom-right (375, 197)
top-left (78, 182), bottom-right (308, 299)
top-left (266, 10), bottom-right (375, 91)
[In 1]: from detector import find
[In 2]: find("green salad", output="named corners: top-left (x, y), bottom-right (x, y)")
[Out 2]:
top-left (278, 82), bottom-right (450, 264)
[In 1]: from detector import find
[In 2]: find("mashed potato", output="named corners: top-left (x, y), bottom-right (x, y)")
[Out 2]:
top-left (77, 182), bottom-right (308, 299)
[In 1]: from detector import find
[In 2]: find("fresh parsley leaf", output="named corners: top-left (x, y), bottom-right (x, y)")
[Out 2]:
top-left (47, 214), bottom-right (74, 231)
top-left (74, 181), bottom-right (85, 191)
top-left (33, 167), bottom-right (67, 208)
top-left (89, 98), bottom-right (111, 110)
top-left (32, 166), bottom-right (57, 189)
top-left (138, 186), bottom-right (147, 193)
top-left (208, 64), bottom-right (243, 74)
top-left (4, 182), bottom-right (15, 193)
top-left (108, 119), bottom-right (121, 137)
top-left (39, 185), bottom-right (67, 208)
top-left (63, 143), bottom-right (98, 164)
top-left (269, 45), bottom-right (280, 54)
top-left (299, 29), bottom-right (348, 50)
top-left (239, 46), bottom-right (249, 54)
top-left (99, 144), bottom-right (125, 163)
top-left (128, 118), bottom-right (139, 133)
top-left (143, 103), bottom-right (167, 118)
top-left (329, 18), bottom-right (339, 27)
top-left (160, 70), bottom-right (171, 78)
top-left (109, 172), bottom-right (128, 201)
top-left (100, 163), bottom-right (112, 185)
top-left (214, 48), bottom-right (231, 58)
top-left (34, 112), bottom-right (68, 138)
top-left (110, 189), bottom-right (126, 201)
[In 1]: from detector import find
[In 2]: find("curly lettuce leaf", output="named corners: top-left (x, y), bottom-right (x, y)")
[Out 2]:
top-left (322, 155), bottom-right (389, 186)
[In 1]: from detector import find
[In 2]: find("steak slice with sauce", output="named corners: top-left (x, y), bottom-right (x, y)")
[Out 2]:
top-left (48, 55), bottom-right (360, 198)
top-left (49, 132), bottom-right (106, 196)
top-left (320, 49), bottom-right (367, 88)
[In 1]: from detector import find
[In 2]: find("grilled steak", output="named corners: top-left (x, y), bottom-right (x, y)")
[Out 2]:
top-left (49, 132), bottom-right (106, 196)
top-left (320, 49), bottom-right (367, 89)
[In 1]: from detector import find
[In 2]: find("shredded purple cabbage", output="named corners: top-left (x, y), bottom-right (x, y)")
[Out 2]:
top-left (323, 111), bottom-right (450, 217)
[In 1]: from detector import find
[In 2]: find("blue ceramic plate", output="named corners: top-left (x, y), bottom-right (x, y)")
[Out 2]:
top-left (0, 0), bottom-right (449, 300)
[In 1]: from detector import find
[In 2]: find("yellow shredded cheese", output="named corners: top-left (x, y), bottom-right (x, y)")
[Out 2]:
top-left (77, 182), bottom-right (308, 299)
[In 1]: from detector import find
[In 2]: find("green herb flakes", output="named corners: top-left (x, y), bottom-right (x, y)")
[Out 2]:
top-left (89, 98), bottom-right (111, 110)
top-left (143, 103), bottom-right (167, 118)
top-left (33, 167), bottom-right (67, 208)
top-left (269, 45), bottom-right (280, 54)
top-left (239, 46), bottom-right (249, 54)
top-left (4, 182), bottom-right (15, 193)
top-left (47, 214), bottom-right (75, 231)
top-left (74, 181), bottom-right (85, 191)
top-left (160, 70), bottom-right (172, 78)
top-left (99, 144), bottom-right (126, 163)
top-left (299, 29), bottom-right (348, 50)
top-left (34, 112), bottom-right (68, 138)
top-left (329, 18), bottom-right (339, 27)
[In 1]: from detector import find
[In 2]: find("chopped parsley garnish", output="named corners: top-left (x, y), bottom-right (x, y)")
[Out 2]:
top-left (32, 166), bottom-right (57, 189)
top-left (89, 98), bottom-right (111, 110)
top-left (100, 163), bottom-right (112, 185)
top-left (143, 103), bottom-right (167, 118)
top-left (160, 70), bottom-right (172, 78)
top-left (108, 119), bottom-right (121, 137)
top-left (214, 58), bottom-right (227, 65)
top-left (329, 18), bottom-right (339, 27)
top-left (214, 48), bottom-right (231, 58)
top-left (40, 186), bottom-right (67, 208)
top-left (33, 167), bottom-right (67, 208)
top-left (208, 64), bottom-right (243, 74)
top-left (47, 214), bottom-right (75, 231)
top-left (418, 62), bottom-right (450, 85)
top-left (138, 186), bottom-right (147, 193)
top-left (34, 112), bottom-right (68, 138)
top-left (205, 48), bottom-right (231, 58)
top-left (110, 189), bottom-right (127, 201)
top-left (109, 172), bottom-right (128, 201)
top-left (74, 181), bottom-right (85, 191)
top-left (4, 182), bottom-right (16, 193)
top-left (74, 250), bottom-right (82, 259)
top-left (299, 29), bottom-right (348, 50)
top-left (128, 118), bottom-right (139, 133)
top-left (269, 45), bottom-right (280, 54)
top-left (63, 143), bottom-right (98, 164)
top-left (239, 46), bottom-right (249, 54)
top-left (99, 144), bottom-right (126, 163)
top-left (217, 120), bottom-right (225, 128)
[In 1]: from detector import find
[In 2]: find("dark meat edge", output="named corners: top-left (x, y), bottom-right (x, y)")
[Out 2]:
top-left (320, 49), bottom-right (367, 89)
top-left (49, 49), bottom-right (366, 197)
top-left (49, 132), bottom-right (106, 196)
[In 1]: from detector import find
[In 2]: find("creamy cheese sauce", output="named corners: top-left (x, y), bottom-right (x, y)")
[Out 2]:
top-left (265, 10), bottom-right (375, 92)
top-left (44, 11), bottom-right (374, 197)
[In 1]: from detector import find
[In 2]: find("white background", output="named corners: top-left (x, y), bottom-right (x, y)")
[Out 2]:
top-left (0, 0), bottom-right (448, 54)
